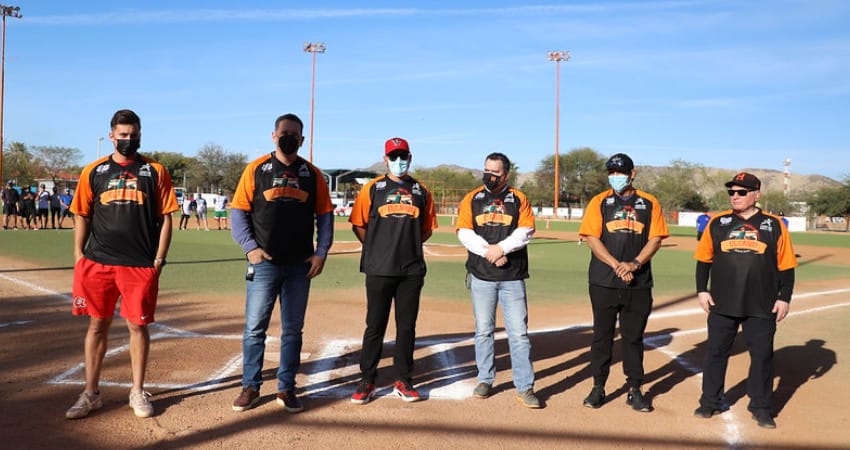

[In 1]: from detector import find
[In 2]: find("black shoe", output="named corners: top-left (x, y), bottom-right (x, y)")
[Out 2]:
top-left (626, 388), bottom-right (653, 412)
top-left (582, 385), bottom-right (605, 409)
top-left (694, 405), bottom-right (720, 419)
top-left (751, 410), bottom-right (776, 429)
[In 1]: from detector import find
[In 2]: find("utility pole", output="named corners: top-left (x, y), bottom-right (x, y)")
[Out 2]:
top-left (0, 4), bottom-right (22, 182)
top-left (303, 42), bottom-right (326, 164)
top-left (548, 50), bottom-right (569, 218)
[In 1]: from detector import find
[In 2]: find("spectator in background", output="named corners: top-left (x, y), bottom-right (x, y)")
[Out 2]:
top-left (20, 186), bottom-right (36, 230)
top-left (50, 186), bottom-right (62, 229)
top-left (59, 188), bottom-right (75, 229)
top-left (195, 193), bottom-right (210, 231)
top-left (213, 189), bottom-right (228, 230)
top-left (696, 210), bottom-right (711, 241)
top-left (36, 184), bottom-right (51, 230)
top-left (179, 194), bottom-right (193, 230)
top-left (2, 180), bottom-right (20, 230)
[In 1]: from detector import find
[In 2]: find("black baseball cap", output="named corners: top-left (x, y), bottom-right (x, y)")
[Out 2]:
top-left (724, 172), bottom-right (761, 190)
top-left (605, 153), bottom-right (634, 172)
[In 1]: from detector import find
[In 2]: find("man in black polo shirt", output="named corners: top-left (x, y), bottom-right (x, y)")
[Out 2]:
top-left (348, 137), bottom-right (438, 405)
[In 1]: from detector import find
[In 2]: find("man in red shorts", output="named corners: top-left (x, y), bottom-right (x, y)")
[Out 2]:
top-left (65, 109), bottom-right (178, 420)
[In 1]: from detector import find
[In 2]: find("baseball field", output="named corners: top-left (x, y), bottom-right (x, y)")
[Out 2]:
top-left (1, 216), bottom-right (849, 449)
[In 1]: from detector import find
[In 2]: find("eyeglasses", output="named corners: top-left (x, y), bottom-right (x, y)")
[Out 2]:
top-left (387, 152), bottom-right (410, 161)
top-left (727, 189), bottom-right (753, 197)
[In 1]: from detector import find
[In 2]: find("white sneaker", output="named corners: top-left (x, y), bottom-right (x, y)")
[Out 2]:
top-left (129, 390), bottom-right (154, 418)
top-left (66, 391), bottom-right (102, 419)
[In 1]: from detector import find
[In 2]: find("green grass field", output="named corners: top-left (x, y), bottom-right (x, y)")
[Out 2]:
top-left (2, 216), bottom-right (849, 306)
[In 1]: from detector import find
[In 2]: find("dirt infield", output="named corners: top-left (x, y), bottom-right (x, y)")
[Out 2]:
top-left (2, 234), bottom-right (850, 449)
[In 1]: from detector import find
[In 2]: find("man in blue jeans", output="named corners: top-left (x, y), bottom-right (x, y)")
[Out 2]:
top-left (229, 113), bottom-right (334, 413)
top-left (456, 152), bottom-right (540, 408)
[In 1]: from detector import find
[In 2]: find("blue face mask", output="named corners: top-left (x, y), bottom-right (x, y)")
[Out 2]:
top-left (388, 159), bottom-right (410, 177)
top-left (608, 174), bottom-right (630, 193)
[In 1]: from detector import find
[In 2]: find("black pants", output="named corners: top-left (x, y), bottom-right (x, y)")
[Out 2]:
top-left (360, 274), bottom-right (424, 384)
top-left (588, 285), bottom-right (653, 389)
top-left (700, 312), bottom-right (775, 412)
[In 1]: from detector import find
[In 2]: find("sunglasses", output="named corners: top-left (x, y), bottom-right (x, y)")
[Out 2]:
top-left (387, 152), bottom-right (410, 161)
top-left (727, 189), bottom-right (753, 197)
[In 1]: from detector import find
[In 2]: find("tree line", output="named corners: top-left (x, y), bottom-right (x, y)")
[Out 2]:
top-left (4, 142), bottom-right (849, 223)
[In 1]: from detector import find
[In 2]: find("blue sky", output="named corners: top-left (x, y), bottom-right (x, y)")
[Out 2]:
top-left (5, 1), bottom-right (850, 183)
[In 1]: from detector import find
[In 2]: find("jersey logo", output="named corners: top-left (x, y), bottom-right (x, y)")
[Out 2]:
top-left (719, 216), bottom-right (733, 226)
top-left (96, 163), bottom-right (110, 174)
top-left (298, 163), bottom-right (310, 177)
top-left (412, 183), bottom-right (422, 196)
top-left (759, 218), bottom-right (774, 232)
top-left (720, 224), bottom-right (767, 254)
top-left (505, 192), bottom-right (516, 204)
top-left (139, 163), bottom-right (152, 177)
top-left (375, 180), bottom-right (387, 190)
top-left (263, 170), bottom-right (309, 203)
top-left (378, 187), bottom-right (420, 218)
top-left (73, 296), bottom-right (87, 309)
top-left (261, 162), bottom-right (274, 173)
top-left (605, 206), bottom-right (645, 234)
top-left (100, 171), bottom-right (146, 205)
top-left (475, 199), bottom-right (512, 226)
top-left (635, 198), bottom-right (646, 210)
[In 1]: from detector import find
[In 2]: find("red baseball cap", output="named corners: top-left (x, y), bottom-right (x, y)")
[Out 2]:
top-left (384, 137), bottom-right (410, 155)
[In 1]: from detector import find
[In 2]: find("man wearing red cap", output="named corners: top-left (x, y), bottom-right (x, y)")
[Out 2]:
top-left (693, 172), bottom-right (797, 429)
top-left (348, 137), bottom-right (438, 405)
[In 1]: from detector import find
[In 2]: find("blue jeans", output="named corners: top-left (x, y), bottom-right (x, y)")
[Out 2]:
top-left (469, 274), bottom-right (534, 392)
top-left (242, 260), bottom-right (310, 392)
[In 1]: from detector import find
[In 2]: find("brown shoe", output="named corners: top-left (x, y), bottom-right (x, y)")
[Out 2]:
top-left (276, 389), bottom-right (304, 413)
top-left (232, 387), bottom-right (260, 412)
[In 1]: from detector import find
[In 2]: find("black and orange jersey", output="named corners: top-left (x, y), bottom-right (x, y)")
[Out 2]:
top-left (231, 153), bottom-right (333, 265)
top-left (71, 155), bottom-right (178, 267)
top-left (456, 186), bottom-right (534, 281)
top-left (694, 209), bottom-right (797, 318)
top-left (349, 174), bottom-right (437, 276)
top-left (579, 188), bottom-right (669, 289)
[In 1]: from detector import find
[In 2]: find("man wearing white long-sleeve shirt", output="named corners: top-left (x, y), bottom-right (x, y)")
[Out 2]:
top-left (455, 152), bottom-right (540, 409)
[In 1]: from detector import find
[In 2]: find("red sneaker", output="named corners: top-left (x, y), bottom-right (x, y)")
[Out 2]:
top-left (350, 381), bottom-right (375, 405)
top-left (392, 380), bottom-right (421, 403)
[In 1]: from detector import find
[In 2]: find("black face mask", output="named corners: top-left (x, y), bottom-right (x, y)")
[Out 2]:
top-left (116, 139), bottom-right (141, 157)
top-left (278, 135), bottom-right (300, 155)
top-left (483, 173), bottom-right (502, 191)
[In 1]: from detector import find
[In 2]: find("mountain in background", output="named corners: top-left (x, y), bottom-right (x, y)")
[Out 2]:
top-left (363, 162), bottom-right (842, 195)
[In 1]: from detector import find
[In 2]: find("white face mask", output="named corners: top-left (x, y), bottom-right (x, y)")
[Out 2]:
top-left (388, 159), bottom-right (410, 177)
top-left (608, 174), bottom-right (630, 193)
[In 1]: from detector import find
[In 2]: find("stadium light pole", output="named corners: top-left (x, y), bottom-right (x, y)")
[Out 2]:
top-left (97, 136), bottom-right (104, 159)
top-left (0, 4), bottom-right (22, 183)
top-left (548, 50), bottom-right (570, 218)
top-left (303, 42), bottom-right (326, 163)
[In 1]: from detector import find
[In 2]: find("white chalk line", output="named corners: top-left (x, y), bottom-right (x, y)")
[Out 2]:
top-left (2, 269), bottom-right (849, 438)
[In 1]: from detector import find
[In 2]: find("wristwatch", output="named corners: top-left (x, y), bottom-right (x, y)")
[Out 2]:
top-left (154, 257), bottom-right (166, 267)
top-left (631, 259), bottom-right (642, 270)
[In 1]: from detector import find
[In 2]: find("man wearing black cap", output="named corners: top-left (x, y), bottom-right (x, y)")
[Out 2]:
top-left (2, 181), bottom-right (20, 230)
top-left (578, 153), bottom-right (669, 412)
top-left (693, 172), bottom-right (797, 429)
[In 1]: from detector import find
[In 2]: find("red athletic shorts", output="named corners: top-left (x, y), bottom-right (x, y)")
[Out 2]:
top-left (72, 257), bottom-right (159, 325)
